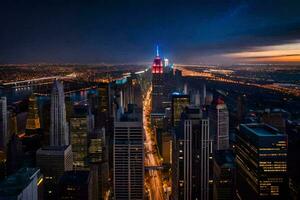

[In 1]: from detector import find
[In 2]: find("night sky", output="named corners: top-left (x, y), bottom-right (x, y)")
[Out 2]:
top-left (1, 0), bottom-right (300, 64)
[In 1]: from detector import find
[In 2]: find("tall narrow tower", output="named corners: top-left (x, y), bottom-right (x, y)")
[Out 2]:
top-left (173, 106), bottom-right (210, 200)
top-left (50, 80), bottom-right (69, 146)
top-left (151, 45), bottom-right (164, 113)
top-left (0, 97), bottom-right (7, 151)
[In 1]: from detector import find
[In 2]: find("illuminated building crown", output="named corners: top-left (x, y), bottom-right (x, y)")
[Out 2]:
top-left (152, 45), bottom-right (163, 74)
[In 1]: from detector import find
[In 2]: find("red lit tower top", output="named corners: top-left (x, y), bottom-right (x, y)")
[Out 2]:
top-left (152, 45), bottom-right (163, 74)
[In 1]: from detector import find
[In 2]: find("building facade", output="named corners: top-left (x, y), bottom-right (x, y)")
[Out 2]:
top-left (171, 93), bottom-right (190, 127)
top-left (0, 97), bottom-right (7, 151)
top-left (208, 97), bottom-right (229, 151)
top-left (25, 94), bottom-right (41, 136)
top-left (36, 145), bottom-right (73, 199)
top-left (70, 116), bottom-right (89, 169)
top-left (152, 47), bottom-right (165, 113)
top-left (236, 123), bottom-right (288, 199)
top-left (173, 106), bottom-right (210, 200)
top-left (113, 121), bottom-right (144, 199)
top-left (50, 80), bottom-right (69, 146)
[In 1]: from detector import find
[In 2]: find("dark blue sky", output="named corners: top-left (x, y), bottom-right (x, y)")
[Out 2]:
top-left (1, 0), bottom-right (300, 64)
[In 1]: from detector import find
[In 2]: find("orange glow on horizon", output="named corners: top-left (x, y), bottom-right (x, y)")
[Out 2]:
top-left (254, 55), bottom-right (300, 62)
top-left (224, 41), bottom-right (300, 63)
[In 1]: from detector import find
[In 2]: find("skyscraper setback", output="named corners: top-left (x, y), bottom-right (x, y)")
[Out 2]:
top-left (152, 46), bottom-right (165, 113)
top-left (50, 80), bottom-right (69, 146)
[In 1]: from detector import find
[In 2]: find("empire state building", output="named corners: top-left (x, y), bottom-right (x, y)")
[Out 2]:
top-left (151, 46), bottom-right (165, 113)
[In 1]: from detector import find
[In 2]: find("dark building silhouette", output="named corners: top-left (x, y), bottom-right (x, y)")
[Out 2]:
top-left (236, 123), bottom-right (288, 199)
top-left (213, 150), bottom-right (235, 200)
top-left (58, 170), bottom-right (93, 200)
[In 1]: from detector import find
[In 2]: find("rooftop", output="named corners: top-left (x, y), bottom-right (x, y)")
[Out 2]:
top-left (240, 123), bottom-right (284, 137)
top-left (59, 170), bottom-right (90, 185)
top-left (0, 168), bottom-right (40, 196)
top-left (37, 145), bottom-right (71, 156)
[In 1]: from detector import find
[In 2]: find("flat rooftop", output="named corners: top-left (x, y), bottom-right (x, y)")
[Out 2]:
top-left (240, 123), bottom-right (284, 137)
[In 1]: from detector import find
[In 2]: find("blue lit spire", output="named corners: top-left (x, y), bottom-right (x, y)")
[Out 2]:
top-left (156, 45), bottom-right (159, 57)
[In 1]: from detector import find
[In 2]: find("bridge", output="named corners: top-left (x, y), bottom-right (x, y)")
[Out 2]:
top-left (0, 76), bottom-right (71, 88)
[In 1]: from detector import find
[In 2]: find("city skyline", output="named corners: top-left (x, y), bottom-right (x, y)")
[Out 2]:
top-left (1, 1), bottom-right (300, 200)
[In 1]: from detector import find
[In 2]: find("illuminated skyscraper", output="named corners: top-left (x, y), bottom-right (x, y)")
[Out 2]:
top-left (152, 46), bottom-right (165, 113)
top-left (0, 97), bottom-right (7, 151)
top-left (236, 123), bottom-right (288, 199)
top-left (113, 111), bottom-right (144, 199)
top-left (208, 97), bottom-right (229, 151)
top-left (25, 94), bottom-right (41, 136)
top-left (50, 80), bottom-right (69, 146)
top-left (70, 116), bottom-right (89, 169)
top-left (171, 92), bottom-right (190, 127)
top-left (172, 106), bottom-right (210, 200)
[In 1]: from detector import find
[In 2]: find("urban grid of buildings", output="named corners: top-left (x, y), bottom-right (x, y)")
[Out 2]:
top-left (0, 48), bottom-right (297, 200)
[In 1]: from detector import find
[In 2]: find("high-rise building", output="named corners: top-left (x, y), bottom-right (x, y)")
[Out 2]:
top-left (0, 97), bottom-right (7, 151)
top-left (152, 46), bottom-right (165, 113)
top-left (0, 151), bottom-right (5, 180)
top-left (88, 129), bottom-right (104, 199)
top-left (171, 92), bottom-right (190, 127)
top-left (95, 82), bottom-right (111, 129)
top-left (172, 106), bottom-right (210, 200)
top-left (57, 170), bottom-right (93, 200)
top-left (113, 111), bottom-right (144, 199)
top-left (7, 111), bottom-right (17, 137)
top-left (236, 95), bottom-right (247, 125)
top-left (6, 134), bottom-right (24, 175)
top-left (201, 84), bottom-right (206, 106)
top-left (213, 150), bottom-right (235, 200)
top-left (208, 97), bottom-right (229, 151)
top-left (70, 116), bottom-right (90, 169)
top-left (236, 123), bottom-right (288, 199)
top-left (25, 94), bottom-right (41, 135)
top-left (0, 168), bottom-right (43, 200)
top-left (36, 145), bottom-right (73, 199)
top-left (261, 109), bottom-right (287, 134)
top-left (50, 80), bottom-right (69, 146)
top-left (162, 132), bottom-right (172, 165)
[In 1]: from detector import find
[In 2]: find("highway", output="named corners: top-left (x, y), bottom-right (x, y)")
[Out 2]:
top-left (143, 87), bottom-right (165, 200)
top-left (175, 65), bottom-right (300, 97)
